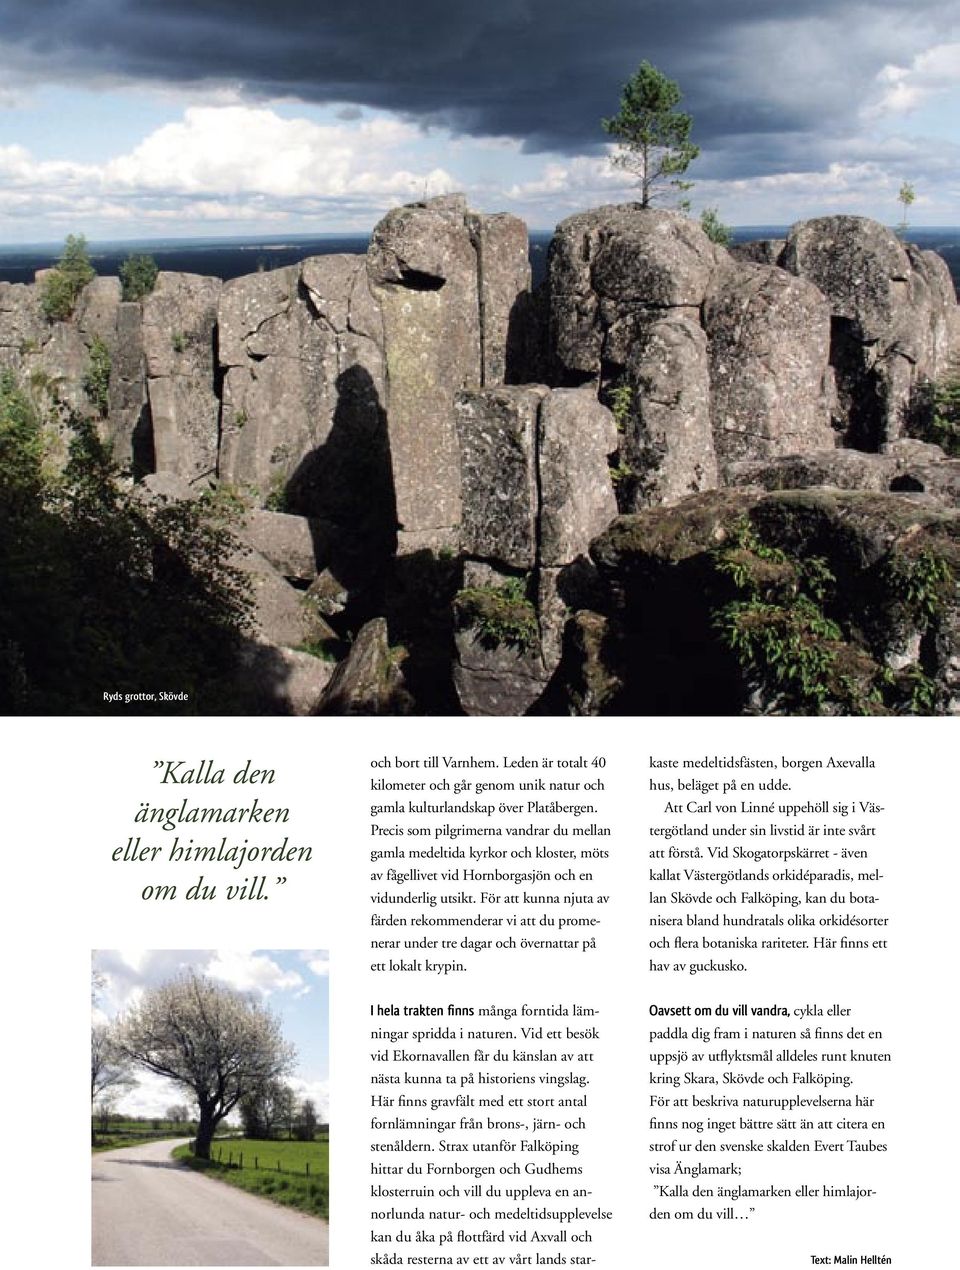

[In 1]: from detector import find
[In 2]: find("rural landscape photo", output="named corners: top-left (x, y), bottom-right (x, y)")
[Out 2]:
top-left (91, 950), bottom-right (329, 1266)
top-left (0, 3), bottom-right (957, 717)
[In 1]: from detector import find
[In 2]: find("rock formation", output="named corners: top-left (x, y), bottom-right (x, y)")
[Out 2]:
top-left (2, 199), bottom-right (957, 715)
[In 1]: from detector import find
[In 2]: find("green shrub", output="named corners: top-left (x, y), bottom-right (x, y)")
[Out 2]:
top-left (264, 472), bottom-right (289, 512)
top-left (40, 234), bottom-right (96, 321)
top-left (0, 388), bottom-right (253, 713)
top-left (930, 373), bottom-right (960, 456)
top-left (711, 517), bottom-right (952, 715)
top-left (41, 270), bottom-right (79, 321)
top-left (608, 382), bottom-right (633, 431)
top-left (700, 206), bottom-right (732, 246)
top-left (119, 254), bottom-right (159, 301)
top-left (454, 577), bottom-right (539, 651)
top-left (83, 335), bottom-right (111, 417)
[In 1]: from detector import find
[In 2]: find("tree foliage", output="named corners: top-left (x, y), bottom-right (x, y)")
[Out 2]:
top-left (239, 1078), bottom-right (297, 1140)
top-left (120, 254), bottom-right (159, 301)
top-left (700, 206), bottom-right (732, 246)
top-left (0, 372), bottom-right (253, 713)
top-left (114, 970), bottom-right (295, 1159)
top-left (897, 180), bottom-right (916, 235)
top-left (91, 1023), bottom-right (134, 1104)
top-left (295, 1098), bottom-right (319, 1141)
top-left (40, 234), bottom-right (96, 320)
top-left (83, 335), bottom-right (112, 416)
top-left (603, 62), bottom-right (699, 208)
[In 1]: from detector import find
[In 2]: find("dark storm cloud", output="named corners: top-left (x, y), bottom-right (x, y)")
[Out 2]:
top-left (1, 0), bottom-right (957, 162)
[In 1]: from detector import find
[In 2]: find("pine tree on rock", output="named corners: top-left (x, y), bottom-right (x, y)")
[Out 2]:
top-left (603, 61), bottom-right (700, 209)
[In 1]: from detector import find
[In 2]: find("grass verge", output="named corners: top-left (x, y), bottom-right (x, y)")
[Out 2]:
top-left (172, 1138), bottom-right (329, 1220)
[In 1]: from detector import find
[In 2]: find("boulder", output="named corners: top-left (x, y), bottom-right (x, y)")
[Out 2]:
top-left (453, 627), bottom-right (547, 716)
top-left (726, 449), bottom-right (896, 493)
top-left (705, 262), bottom-right (834, 467)
top-left (782, 217), bottom-right (959, 446)
top-left (452, 563), bottom-right (548, 715)
top-left (314, 617), bottom-right (411, 714)
top-left (887, 460), bottom-right (960, 507)
top-left (239, 547), bottom-right (334, 649)
top-left (237, 509), bottom-right (328, 582)
top-left (548, 205), bottom-right (723, 378)
top-left (235, 644), bottom-right (335, 716)
top-left (533, 610), bottom-right (623, 716)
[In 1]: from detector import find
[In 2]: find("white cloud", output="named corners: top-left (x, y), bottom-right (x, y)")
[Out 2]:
top-left (0, 104), bottom-right (460, 233)
top-left (205, 950), bottom-right (305, 996)
top-left (506, 152), bottom-right (633, 206)
top-left (288, 1076), bottom-right (330, 1123)
top-left (864, 42), bottom-right (960, 118)
top-left (300, 950), bottom-right (330, 979)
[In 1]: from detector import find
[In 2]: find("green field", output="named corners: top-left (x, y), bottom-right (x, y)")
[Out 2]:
top-left (172, 1137), bottom-right (329, 1219)
top-left (92, 1119), bottom-right (196, 1153)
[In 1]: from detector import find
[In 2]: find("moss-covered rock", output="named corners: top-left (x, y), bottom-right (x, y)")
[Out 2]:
top-left (582, 488), bottom-right (958, 714)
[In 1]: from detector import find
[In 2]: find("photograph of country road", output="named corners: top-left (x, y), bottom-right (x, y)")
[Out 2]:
top-left (92, 950), bottom-right (329, 1266)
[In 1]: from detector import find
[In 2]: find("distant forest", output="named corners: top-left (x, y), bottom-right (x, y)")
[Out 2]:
top-left (1, 228), bottom-right (958, 291)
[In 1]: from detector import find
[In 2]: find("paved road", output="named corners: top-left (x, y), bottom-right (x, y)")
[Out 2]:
top-left (92, 1138), bottom-right (329, 1265)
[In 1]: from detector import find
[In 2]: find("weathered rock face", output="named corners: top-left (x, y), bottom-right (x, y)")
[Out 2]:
top-left (142, 273), bottom-right (222, 483)
top-left (704, 262), bottom-right (835, 468)
top-left (623, 313), bottom-right (716, 505)
top-left (457, 385), bottom-right (546, 569)
top-left (729, 239), bottom-right (786, 266)
top-left (468, 211), bottom-right (533, 385)
top-left (538, 389), bottom-right (619, 567)
top-left (0, 276), bottom-right (148, 470)
top-left (453, 384), bottom-right (618, 709)
top-left (368, 195), bottom-right (530, 552)
top-left (237, 509), bottom-right (328, 583)
top-left (548, 205), bottom-right (722, 379)
top-left (4, 198), bottom-right (958, 716)
top-left (106, 301), bottom-right (150, 472)
top-left (217, 257), bottom-right (386, 513)
top-left (782, 216), bottom-right (958, 447)
top-left (0, 282), bottom-right (45, 373)
top-left (546, 207), bottom-right (839, 504)
top-left (548, 211), bottom-right (715, 506)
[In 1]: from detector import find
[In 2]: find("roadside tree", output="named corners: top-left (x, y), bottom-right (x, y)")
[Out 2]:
top-left (295, 1098), bottom-right (319, 1141)
top-left (115, 970), bottom-right (295, 1159)
top-left (239, 1078), bottom-right (296, 1139)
